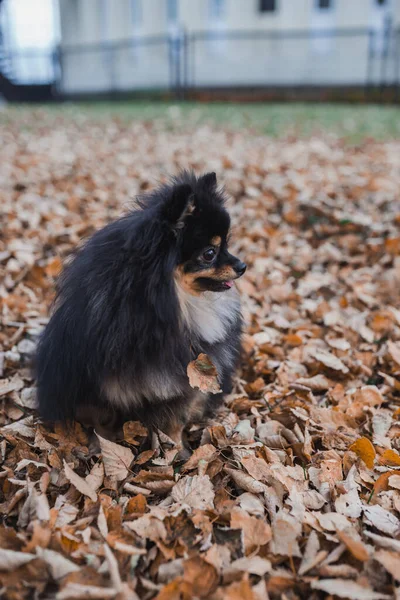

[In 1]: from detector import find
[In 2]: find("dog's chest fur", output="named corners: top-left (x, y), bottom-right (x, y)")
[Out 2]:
top-left (103, 286), bottom-right (240, 410)
top-left (176, 285), bottom-right (240, 344)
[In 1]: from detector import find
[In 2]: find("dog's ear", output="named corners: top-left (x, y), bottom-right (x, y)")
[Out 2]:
top-left (164, 183), bottom-right (194, 226)
top-left (200, 171), bottom-right (217, 189)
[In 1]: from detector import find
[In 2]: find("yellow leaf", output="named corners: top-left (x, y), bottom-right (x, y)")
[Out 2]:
top-left (379, 449), bottom-right (400, 467)
top-left (373, 471), bottom-right (399, 495)
top-left (348, 437), bottom-right (376, 469)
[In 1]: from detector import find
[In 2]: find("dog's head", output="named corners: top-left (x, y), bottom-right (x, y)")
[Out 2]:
top-left (163, 171), bottom-right (246, 294)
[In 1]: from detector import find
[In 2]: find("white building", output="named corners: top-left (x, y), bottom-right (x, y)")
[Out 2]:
top-left (58, 0), bottom-right (400, 95)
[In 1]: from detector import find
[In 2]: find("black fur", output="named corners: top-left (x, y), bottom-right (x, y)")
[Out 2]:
top-left (35, 171), bottom-right (246, 439)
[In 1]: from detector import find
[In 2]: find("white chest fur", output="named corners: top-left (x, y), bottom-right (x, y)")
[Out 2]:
top-left (176, 284), bottom-right (240, 343)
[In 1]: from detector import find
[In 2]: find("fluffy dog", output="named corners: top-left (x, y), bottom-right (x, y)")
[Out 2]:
top-left (36, 171), bottom-right (246, 447)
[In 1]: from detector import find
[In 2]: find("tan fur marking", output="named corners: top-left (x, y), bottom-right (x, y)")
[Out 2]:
top-left (211, 236), bottom-right (221, 247)
top-left (175, 265), bottom-right (216, 296)
top-left (214, 265), bottom-right (237, 281)
top-left (175, 264), bottom-right (237, 296)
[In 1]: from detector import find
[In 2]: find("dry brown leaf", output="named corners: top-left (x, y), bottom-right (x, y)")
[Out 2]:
top-left (126, 515), bottom-right (167, 542)
top-left (336, 527), bottom-right (370, 561)
top-left (231, 556), bottom-right (271, 576)
top-left (0, 548), bottom-right (35, 570)
top-left (387, 340), bottom-right (400, 366)
top-left (56, 583), bottom-right (117, 599)
top-left (36, 547), bottom-right (80, 579)
top-left (187, 353), bottom-right (221, 394)
top-left (311, 579), bottom-right (391, 599)
top-left (374, 549), bottom-right (400, 581)
top-left (295, 374), bottom-right (333, 391)
top-left (183, 557), bottom-right (218, 597)
top-left (310, 349), bottom-right (349, 373)
top-left (183, 444), bottom-right (217, 471)
top-left (298, 530), bottom-right (325, 576)
top-left (348, 437), bottom-right (376, 469)
top-left (373, 471), bottom-right (399, 495)
top-left (95, 433), bottom-right (134, 481)
top-left (63, 460), bottom-right (97, 502)
top-left (123, 421), bottom-right (148, 445)
top-left (85, 461), bottom-right (105, 491)
top-left (171, 475), bottom-right (215, 510)
top-left (363, 504), bottom-right (400, 536)
top-left (270, 510), bottom-right (301, 557)
top-left (388, 474), bottom-right (400, 489)
top-left (222, 577), bottom-right (256, 600)
top-left (379, 448), bottom-right (400, 466)
top-left (226, 467), bottom-right (269, 494)
top-left (231, 508), bottom-right (271, 553)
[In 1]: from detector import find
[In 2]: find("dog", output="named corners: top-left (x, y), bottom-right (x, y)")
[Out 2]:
top-left (36, 171), bottom-right (246, 448)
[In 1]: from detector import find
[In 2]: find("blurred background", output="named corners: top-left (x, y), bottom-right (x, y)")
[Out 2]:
top-left (0, 0), bottom-right (399, 104)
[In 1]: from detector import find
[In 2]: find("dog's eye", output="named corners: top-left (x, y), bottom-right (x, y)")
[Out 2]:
top-left (202, 248), bottom-right (216, 262)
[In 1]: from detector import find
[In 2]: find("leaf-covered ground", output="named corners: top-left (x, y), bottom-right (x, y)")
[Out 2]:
top-left (1, 107), bottom-right (400, 600)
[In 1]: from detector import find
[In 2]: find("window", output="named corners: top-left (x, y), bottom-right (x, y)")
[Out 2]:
top-left (131, 0), bottom-right (142, 28)
top-left (167, 0), bottom-right (178, 22)
top-left (100, 0), bottom-right (110, 41)
top-left (318, 0), bottom-right (332, 8)
top-left (259, 0), bottom-right (276, 12)
top-left (210, 0), bottom-right (225, 20)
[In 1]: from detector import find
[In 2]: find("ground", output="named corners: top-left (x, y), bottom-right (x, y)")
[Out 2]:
top-left (1, 103), bottom-right (400, 599)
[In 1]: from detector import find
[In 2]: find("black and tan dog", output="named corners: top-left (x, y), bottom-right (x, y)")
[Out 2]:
top-left (36, 171), bottom-right (246, 448)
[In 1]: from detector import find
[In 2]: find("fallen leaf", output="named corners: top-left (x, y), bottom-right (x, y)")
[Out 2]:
top-left (183, 444), bottom-right (217, 471)
top-left (379, 448), bottom-right (400, 466)
top-left (311, 579), bottom-right (391, 599)
top-left (56, 583), bottom-right (117, 599)
top-left (226, 468), bottom-right (269, 494)
top-left (373, 471), bottom-right (399, 495)
top-left (387, 340), bottom-right (400, 366)
top-left (85, 461), bottom-right (104, 491)
top-left (187, 353), bottom-right (221, 394)
top-left (63, 460), bottom-right (97, 502)
top-left (95, 433), bottom-right (134, 481)
top-left (336, 527), bottom-right (370, 561)
top-left (231, 508), bottom-right (271, 553)
top-left (231, 556), bottom-right (271, 576)
top-left (0, 548), bottom-right (35, 570)
top-left (183, 557), bottom-right (218, 597)
top-left (310, 349), bottom-right (349, 373)
top-left (222, 577), bottom-right (256, 600)
top-left (348, 437), bottom-right (376, 469)
top-left (270, 510), bottom-right (301, 557)
top-left (171, 475), bottom-right (215, 510)
top-left (36, 547), bottom-right (79, 579)
top-left (374, 549), bottom-right (400, 581)
top-left (363, 504), bottom-right (400, 536)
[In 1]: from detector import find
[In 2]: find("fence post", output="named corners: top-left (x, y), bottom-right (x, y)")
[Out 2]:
top-left (380, 14), bottom-right (392, 100)
top-left (52, 45), bottom-right (62, 98)
top-left (176, 32), bottom-right (182, 100)
top-left (168, 31), bottom-right (182, 100)
top-left (365, 28), bottom-right (374, 100)
top-left (103, 41), bottom-right (116, 97)
top-left (396, 27), bottom-right (400, 104)
top-left (182, 28), bottom-right (189, 100)
top-left (168, 33), bottom-right (174, 93)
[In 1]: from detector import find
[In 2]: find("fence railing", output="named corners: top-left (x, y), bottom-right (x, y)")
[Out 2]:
top-left (2, 25), bottom-right (400, 101)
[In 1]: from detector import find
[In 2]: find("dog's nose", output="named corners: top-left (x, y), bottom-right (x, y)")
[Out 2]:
top-left (235, 261), bottom-right (247, 276)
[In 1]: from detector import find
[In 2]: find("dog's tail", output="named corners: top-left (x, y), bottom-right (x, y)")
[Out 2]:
top-left (35, 301), bottom-right (90, 423)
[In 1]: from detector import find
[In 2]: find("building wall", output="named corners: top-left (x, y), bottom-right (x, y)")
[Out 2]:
top-left (58, 0), bottom-right (400, 94)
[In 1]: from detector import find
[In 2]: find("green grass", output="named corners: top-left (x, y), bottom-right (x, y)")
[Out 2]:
top-left (2, 101), bottom-right (400, 141)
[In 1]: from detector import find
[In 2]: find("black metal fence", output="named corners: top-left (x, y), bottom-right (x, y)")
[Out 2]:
top-left (2, 24), bottom-right (400, 102)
